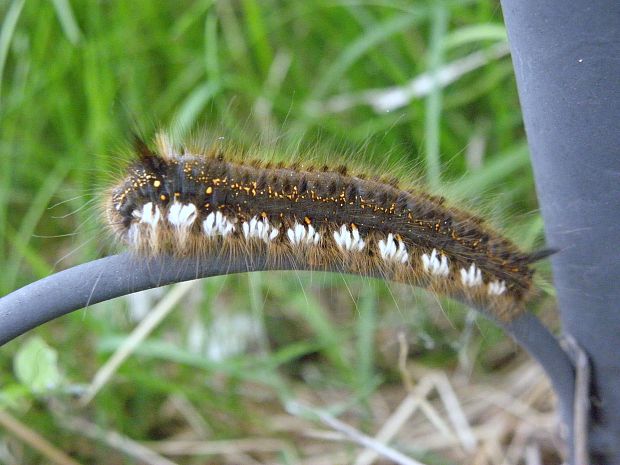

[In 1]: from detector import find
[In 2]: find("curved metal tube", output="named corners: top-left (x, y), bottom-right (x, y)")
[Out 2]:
top-left (0, 252), bottom-right (576, 459)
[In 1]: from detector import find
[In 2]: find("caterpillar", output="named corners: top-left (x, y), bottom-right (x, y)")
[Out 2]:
top-left (105, 133), bottom-right (544, 320)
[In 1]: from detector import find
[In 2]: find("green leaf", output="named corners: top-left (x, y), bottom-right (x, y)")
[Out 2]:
top-left (14, 337), bottom-right (62, 394)
top-left (0, 383), bottom-right (30, 409)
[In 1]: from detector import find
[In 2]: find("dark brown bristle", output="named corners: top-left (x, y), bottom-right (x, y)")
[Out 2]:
top-left (133, 135), bottom-right (155, 162)
top-left (298, 177), bottom-right (308, 194)
top-left (345, 184), bottom-right (357, 203)
top-left (527, 247), bottom-right (558, 263)
top-left (256, 173), bottom-right (268, 190)
top-left (327, 181), bottom-right (337, 196)
top-left (396, 192), bottom-right (408, 210)
top-left (387, 177), bottom-right (400, 188)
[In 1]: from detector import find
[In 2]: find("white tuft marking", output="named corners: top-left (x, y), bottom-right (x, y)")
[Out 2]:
top-left (460, 262), bottom-right (483, 287)
top-left (488, 280), bottom-right (507, 296)
top-left (203, 211), bottom-right (236, 237)
top-left (167, 202), bottom-right (197, 244)
top-left (140, 202), bottom-right (161, 228)
top-left (130, 203), bottom-right (162, 248)
top-left (132, 202), bottom-right (162, 228)
top-left (286, 222), bottom-right (320, 246)
top-left (421, 248), bottom-right (449, 277)
top-left (378, 233), bottom-right (409, 263)
top-left (333, 224), bottom-right (365, 252)
top-left (241, 216), bottom-right (279, 243)
top-left (168, 202), bottom-right (198, 228)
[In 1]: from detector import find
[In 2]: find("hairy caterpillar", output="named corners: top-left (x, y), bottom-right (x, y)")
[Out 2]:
top-left (105, 133), bottom-right (544, 320)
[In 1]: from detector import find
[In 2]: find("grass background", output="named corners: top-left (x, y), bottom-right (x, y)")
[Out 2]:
top-left (0, 0), bottom-right (558, 463)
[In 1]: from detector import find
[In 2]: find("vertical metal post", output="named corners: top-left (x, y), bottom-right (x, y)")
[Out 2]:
top-left (500, 1), bottom-right (620, 463)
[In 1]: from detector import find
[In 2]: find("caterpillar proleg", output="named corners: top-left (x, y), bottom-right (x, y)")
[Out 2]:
top-left (105, 134), bottom-right (543, 320)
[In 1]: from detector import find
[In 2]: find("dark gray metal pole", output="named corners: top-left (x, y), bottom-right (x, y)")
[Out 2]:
top-left (500, 1), bottom-right (620, 463)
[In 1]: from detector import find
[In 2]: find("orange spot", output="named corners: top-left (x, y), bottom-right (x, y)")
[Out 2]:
top-left (206, 186), bottom-right (213, 194)
top-left (304, 216), bottom-right (311, 225)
